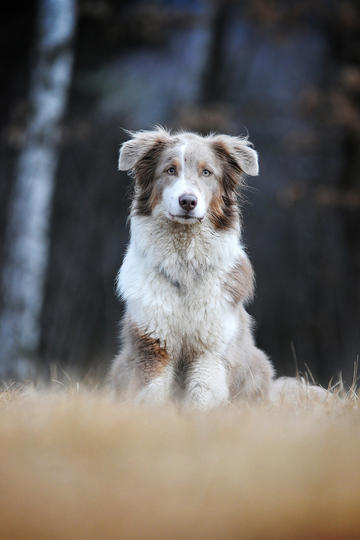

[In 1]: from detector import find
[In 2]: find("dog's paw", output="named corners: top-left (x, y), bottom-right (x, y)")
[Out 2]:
top-left (135, 383), bottom-right (169, 407)
top-left (184, 384), bottom-right (228, 410)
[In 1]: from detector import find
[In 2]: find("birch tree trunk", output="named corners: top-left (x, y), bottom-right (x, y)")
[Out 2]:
top-left (0, 0), bottom-right (77, 378)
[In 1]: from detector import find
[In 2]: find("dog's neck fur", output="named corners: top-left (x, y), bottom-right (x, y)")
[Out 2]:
top-left (129, 214), bottom-right (242, 288)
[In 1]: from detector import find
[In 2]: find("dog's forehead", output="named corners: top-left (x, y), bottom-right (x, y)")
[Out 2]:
top-left (163, 134), bottom-right (216, 165)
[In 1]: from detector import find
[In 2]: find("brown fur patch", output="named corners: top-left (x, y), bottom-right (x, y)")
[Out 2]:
top-left (175, 342), bottom-right (201, 389)
top-left (133, 139), bottom-right (168, 216)
top-left (130, 324), bottom-right (169, 383)
top-left (197, 160), bottom-right (210, 176)
top-left (149, 183), bottom-right (162, 211)
top-left (210, 141), bottom-right (244, 230)
top-left (224, 255), bottom-right (255, 305)
top-left (172, 158), bottom-right (180, 173)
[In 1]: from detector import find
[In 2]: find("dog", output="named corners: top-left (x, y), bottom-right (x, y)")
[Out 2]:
top-left (109, 127), bottom-right (277, 408)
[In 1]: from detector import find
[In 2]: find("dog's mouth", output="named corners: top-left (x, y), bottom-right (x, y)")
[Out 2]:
top-left (169, 213), bottom-right (204, 224)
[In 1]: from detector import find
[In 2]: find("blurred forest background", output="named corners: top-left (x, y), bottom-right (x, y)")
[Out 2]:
top-left (0, 0), bottom-right (359, 385)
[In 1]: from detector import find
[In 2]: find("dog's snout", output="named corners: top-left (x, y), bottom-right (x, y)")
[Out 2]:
top-left (179, 193), bottom-right (198, 212)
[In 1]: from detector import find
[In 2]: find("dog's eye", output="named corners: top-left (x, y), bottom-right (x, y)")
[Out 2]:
top-left (167, 167), bottom-right (176, 175)
top-left (202, 169), bottom-right (212, 176)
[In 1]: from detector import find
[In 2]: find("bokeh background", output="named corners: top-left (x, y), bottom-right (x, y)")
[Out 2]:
top-left (0, 0), bottom-right (359, 385)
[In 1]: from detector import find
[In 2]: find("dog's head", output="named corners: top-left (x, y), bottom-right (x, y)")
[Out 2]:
top-left (118, 127), bottom-right (258, 230)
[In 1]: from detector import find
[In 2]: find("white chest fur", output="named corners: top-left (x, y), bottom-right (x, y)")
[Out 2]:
top-left (117, 216), bottom-right (244, 359)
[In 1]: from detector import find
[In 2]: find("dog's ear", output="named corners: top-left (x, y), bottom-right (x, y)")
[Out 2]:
top-left (118, 128), bottom-right (171, 171)
top-left (211, 134), bottom-right (259, 176)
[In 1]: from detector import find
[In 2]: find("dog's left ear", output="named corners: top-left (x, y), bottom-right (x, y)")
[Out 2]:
top-left (211, 134), bottom-right (259, 176)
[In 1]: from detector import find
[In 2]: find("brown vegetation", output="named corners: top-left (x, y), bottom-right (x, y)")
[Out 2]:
top-left (0, 383), bottom-right (359, 539)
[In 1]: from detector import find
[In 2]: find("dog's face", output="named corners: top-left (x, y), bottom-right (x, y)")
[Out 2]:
top-left (119, 128), bottom-right (259, 230)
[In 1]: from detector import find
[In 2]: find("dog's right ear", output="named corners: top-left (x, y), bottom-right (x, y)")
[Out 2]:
top-left (118, 128), bottom-right (171, 171)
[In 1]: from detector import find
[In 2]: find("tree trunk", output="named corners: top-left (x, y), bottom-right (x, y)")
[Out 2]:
top-left (0, 0), bottom-right (77, 378)
top-left (200, 0), bottom-right (234, 105)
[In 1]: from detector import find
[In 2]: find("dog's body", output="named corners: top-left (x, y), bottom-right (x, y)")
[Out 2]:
top-left (109, 127), bottom-right (275, 408)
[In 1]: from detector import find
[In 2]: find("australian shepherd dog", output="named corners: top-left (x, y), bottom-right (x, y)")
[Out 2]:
top-left (109, 127), bottom-right (280, 409)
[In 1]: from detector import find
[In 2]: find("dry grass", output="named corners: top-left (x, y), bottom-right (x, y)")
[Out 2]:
top-left (0, 381), bottom-right (359, 539)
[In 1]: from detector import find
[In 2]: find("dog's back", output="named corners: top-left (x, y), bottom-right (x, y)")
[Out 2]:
top-left (110, 128), bottom-right (274, 408)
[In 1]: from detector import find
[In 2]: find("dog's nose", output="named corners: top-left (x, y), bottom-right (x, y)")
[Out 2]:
top-left (179, 193), bottom-right (197, 212)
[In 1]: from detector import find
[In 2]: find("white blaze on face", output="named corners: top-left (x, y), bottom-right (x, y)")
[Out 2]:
top-left (162, 143), bottom-right (206, 220)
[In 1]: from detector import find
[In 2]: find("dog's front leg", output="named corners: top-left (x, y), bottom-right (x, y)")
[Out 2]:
top-left (184, 356), bottom-right (229, 410)
top-left (127, 326), bottom-right (174, 406)
top-left (135, 364), bottom-right (174, 406)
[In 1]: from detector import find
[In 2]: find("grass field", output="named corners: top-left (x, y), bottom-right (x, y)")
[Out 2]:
top-left (0, 380), bottom-right (359, 539)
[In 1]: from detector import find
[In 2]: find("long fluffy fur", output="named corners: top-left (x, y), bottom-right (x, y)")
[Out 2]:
top-left (110, 128), bottom-right (274, 407)
top-left (109, 128), bottom-right (330, 408)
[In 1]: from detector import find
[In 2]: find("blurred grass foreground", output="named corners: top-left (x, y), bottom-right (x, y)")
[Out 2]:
top-left (0, 383), bottom-right (359, 539)
top-left (0, 2), bottom-right (359, 535)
